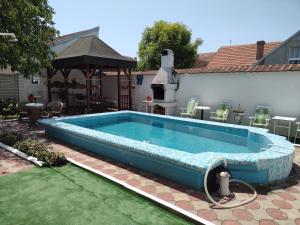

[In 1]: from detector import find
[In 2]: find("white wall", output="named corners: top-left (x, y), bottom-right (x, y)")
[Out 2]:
top-left (18, 74), bottom-right (47, 103)
top-left (130, 71), bottom-right (300, 133)
top-left (132, 75), bottom-right (154, 111)
top-left (0, 74), bottom-right (18, 100)
top-left (30, 70), bottom-right (300, 133)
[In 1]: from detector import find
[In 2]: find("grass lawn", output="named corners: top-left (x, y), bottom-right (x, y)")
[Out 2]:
top-left (0, 164), bottom-right (192, 225)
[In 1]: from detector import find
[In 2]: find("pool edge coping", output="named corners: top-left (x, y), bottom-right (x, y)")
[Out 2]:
top-left (38, 111), bottom-right (295, 173)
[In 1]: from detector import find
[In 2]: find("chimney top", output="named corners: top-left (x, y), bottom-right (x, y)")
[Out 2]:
top-left (256, 40), bottom-right (265, 60)
top-left (256, 40), bottom-right (266, 45)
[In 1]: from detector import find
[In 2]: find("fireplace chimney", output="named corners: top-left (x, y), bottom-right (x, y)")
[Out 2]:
top-left (150, 49), bottom-right (178, 115)
top-left (256, 40), bottom-right (265, 60)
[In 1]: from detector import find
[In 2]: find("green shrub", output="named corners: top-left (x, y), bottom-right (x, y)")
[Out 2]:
top-left (45, 152), bottom-right (67, 166)
top-left (14, 139), bottom-right (67, 167)
top-left (0, 99), bottom-right (18, 116)
top-left (0, 132), bottom-right (23, 146)
top-left (13, 139), bottom-right (32, 154)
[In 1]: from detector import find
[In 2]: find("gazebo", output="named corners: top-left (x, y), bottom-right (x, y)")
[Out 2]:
top-left (47, 35), bottom-right (137, 112)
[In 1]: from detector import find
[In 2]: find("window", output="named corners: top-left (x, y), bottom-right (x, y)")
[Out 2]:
top-left (31, 75), bottom-right (39, 84)
top-left (289, 47), bottom-right (300, 64)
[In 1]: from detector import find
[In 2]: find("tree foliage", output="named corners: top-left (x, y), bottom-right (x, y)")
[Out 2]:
top-left (138, 20), bottom-right (202, 70)
top-left (0, 0), bottom-right (58, 78)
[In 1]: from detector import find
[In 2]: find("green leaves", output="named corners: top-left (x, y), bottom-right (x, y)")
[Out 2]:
top-left (0, 0), bottom-right (58, 78)
top-left (137, 20), bottom-right (202, 70)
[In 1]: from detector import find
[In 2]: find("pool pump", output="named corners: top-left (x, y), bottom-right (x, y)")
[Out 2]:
top-left (219, 171), bottom-right (231, 196)
top-left (204, 158), bottom-right (257, 208)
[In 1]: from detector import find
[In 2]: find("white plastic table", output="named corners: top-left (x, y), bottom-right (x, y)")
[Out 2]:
top-left (272, 116), bottom-right (296, 140)
top-left (195, 106), bottom-right (211, 120)
top-left (142, 100), bottom-right (152, 113)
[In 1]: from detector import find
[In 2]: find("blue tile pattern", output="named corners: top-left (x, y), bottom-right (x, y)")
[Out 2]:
top-left (39, 111), bottom-right (294, 184)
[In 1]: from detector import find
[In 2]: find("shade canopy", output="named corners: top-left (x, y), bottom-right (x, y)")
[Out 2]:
top-left (51, 35), bottom-right (136, 69)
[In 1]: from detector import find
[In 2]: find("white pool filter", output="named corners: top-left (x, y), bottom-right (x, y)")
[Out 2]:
top-left (204, 158), bottom-right (257, 208)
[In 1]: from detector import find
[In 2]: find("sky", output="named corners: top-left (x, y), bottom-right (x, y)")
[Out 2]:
top-left (50, 0), bottom-right (300, 57)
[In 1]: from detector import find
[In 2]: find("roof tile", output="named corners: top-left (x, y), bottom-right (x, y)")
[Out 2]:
top-left (197, 42), bottom-right (281, 68)
top-left (131, 64), bottom-right (300, 75)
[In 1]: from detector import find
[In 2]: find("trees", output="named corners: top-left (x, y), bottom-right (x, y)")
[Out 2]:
top-left (138, 20), bottom-right (202, 70)
top-left (0, 0), bottom-right (58, 78)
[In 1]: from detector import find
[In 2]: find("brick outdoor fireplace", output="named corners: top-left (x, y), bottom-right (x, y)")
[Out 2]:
top-left (149, 49), bottom-right (178, 115)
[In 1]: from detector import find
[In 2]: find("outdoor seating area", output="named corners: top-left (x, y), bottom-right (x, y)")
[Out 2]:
top-left (1, 1), bottom-right (300, 225)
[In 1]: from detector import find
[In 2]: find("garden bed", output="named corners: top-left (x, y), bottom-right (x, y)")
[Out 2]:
top-left (0, 132), bottom-right (67, 167)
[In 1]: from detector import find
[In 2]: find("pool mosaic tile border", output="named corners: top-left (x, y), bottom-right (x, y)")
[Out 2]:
top-left (39, 111), bottom-right (295, 183)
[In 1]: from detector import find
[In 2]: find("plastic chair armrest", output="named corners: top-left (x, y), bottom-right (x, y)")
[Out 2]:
top-left (180, 108), bottom-right (186, 113)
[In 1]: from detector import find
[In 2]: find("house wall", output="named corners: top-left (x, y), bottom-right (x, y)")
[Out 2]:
top-left (128, 71), bottom-right (300, 134)
top-left (18, 74), bottom-right (47, 103)
top-left (260, 32), bottom-right (300, 65)
top-left (0, 74), bottom-right (19, 100)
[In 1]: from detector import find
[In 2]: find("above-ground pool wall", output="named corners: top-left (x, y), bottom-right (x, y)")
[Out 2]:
top-left (130, 71), bottom-right (300, 136)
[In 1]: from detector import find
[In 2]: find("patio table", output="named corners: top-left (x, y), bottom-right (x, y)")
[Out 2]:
top-left (233, 108), bottom-right (245, 125)
top-left (272, 116), bottom-right (296, 140)
top-left (26, 103), bottom-right (44, 124)
top-left (195, 105), bottom-right (211, 120)
top-left (142, 100), bottom-right (152, 113)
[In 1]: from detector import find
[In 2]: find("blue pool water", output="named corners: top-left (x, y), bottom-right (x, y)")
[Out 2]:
top-left (40, 111), bottom-right (294, 188)
top-left (80, 116), bottom-right (262, 154)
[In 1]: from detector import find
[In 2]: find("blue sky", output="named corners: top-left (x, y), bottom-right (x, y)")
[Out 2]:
top-left (50, 0), bottom-right (300, 57)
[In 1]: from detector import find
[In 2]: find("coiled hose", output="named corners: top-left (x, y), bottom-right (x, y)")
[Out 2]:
top-left (204, 158), bottom-right (257, 208)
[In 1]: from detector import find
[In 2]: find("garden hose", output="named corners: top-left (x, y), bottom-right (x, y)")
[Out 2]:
top-left (204, 158), bottom-right (257, 208)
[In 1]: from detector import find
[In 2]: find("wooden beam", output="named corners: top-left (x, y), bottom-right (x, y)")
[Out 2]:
top-left (117, 67), bottom-right (120, 110)
top-left (89, 67), bottom-right (97, 99)
top-left (46, 67), bottom-right (57, 102)
top-left (60, 68), bottom-right (71, 113)
top-left (128, 68), bottom-right (132, 110)
top-left (99, 67), bottom-right (102, 97)
top-left (85, 64), bottom-right (91, 113)
top-left (122, 68), bottom-right (130, 79)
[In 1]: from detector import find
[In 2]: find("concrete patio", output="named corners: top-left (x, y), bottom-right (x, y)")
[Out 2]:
top-left (1, 120), bottom-right (300, 225)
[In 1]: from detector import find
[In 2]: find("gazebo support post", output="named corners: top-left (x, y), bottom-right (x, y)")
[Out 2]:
top-left (60, 68), bottom-right (71, 113)
top-left (85, 64), bottom-right (91, 113)
top-left (117, 67), bottom-right (120, 110)
top-left (99, 67), bottom-right (102, 98)
top-left (128, 68), bottom-right (132, 110)
top-left (46, 68), bottom-right (57, 103)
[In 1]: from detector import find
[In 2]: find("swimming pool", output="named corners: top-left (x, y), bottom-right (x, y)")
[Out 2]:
top-left (40, 111), bottom-right (294, 189)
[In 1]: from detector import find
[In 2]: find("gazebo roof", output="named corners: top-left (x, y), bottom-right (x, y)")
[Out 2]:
top-left (52, 35), bottom-right (136, 69)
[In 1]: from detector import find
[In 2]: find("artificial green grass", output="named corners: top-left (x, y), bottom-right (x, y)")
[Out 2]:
top-left (0, 164), bottom-right (192, 225)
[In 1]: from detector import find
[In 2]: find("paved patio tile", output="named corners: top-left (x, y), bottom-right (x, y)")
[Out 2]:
top-left (175, 200), bottom-right (194, 211)
top-left (232, 209), bottom-right (254, 221)
top-left (222, 220), bottom-right (242, 225)
top-left (266, 208), bottom-right (288, 220)
top-left (272, 199), bottom-right (293, 209)
top-left (215, 209), bottom-right (235, 221)
top-left (0, 148), bottom-right (33, 176)
top-left (156, 192), bottom-right (175, 202)
top-left (243, 201), bottom-right (260, 210)
top-left (259, 219), bottom-right (279, 225)
top-left (140, 184), bottom-right (157, 194)
top-left (253, 208), bottom-right (274, 221)
top-left (197, 209), bottom-right (217, 221)
top-left (275, 192), bottom-right (297, 201)
top-left (1, 121), bottom-right (300, 225)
